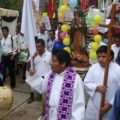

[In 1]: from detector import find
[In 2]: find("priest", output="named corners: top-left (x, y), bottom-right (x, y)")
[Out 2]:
top-left (26, 49), bottom-right (85, 120)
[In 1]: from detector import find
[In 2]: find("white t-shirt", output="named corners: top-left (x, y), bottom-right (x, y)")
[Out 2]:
top-left (111, 44), bottom-right (120, 61)
top-left (13, 34), bottom-right (27, 50)
top-left (1, 34), bottom-right (17, 54)
top-left (37, 31), bottom-right (48, 47)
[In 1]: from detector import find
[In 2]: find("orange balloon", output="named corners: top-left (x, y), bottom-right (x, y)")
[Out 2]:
top-left (62, 0), bottom-right (69, 5)
top-left (58, 12), bottom-right (64, 20)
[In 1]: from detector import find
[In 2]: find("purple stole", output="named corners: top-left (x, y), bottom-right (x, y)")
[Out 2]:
top-left (45, 67), bottom-right (76, 120)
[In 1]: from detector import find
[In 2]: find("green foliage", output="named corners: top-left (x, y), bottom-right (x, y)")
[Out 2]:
top-left (0, 0), bottom-right (23, 10)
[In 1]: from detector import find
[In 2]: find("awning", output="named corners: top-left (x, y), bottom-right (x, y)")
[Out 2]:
top-left (0, 8), bottom-right (19, 17)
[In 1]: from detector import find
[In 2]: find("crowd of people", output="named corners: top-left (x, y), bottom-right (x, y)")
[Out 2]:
top-left (0, 20), bottom-right (120, 120)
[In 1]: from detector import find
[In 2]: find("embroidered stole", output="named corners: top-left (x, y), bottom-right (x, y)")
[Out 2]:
top-left (45, 67), bottom-right (76, 120)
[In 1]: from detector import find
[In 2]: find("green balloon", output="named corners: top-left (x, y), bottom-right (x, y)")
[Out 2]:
top-left (86, 15), bottom-right (93, 23)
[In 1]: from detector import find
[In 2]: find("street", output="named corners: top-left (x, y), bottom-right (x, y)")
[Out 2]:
top-left (0, 71), bottom-right (42, 120)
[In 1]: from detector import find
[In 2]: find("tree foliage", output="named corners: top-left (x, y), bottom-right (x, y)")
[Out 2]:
top-left (0, 0), bottom-right (23, 10)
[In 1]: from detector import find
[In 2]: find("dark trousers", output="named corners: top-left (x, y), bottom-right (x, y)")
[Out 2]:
top-left (110, 89), bottom-right (120, 120)
top-left (22, 63), bottom-right (27, 80)
top-left (2, 55), bottom-right (16, 88)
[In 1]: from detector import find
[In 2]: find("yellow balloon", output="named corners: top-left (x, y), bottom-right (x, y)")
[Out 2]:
top-left (63, 37), bottom-right (70, 46)
top-left (89, 51), bottom-right (97, 60)
top-left (93, 15), bottom-right (103, 24)
top-left (59, 5), bottom-right (68, 13)
top-left (61, 24), bottom-right (69, 32)
top-left (62, 0), bottom-right (69, 5)
top-left (90, 42), bottom-right (99, 51)
top-left (94, 35), bottom-right (102, 43)
top-left (91, 22), bottom-right (97, 29)
top-left (64, 47), bottom-right (71, 53)
top-left (64, 47), bottom-right (72, 57)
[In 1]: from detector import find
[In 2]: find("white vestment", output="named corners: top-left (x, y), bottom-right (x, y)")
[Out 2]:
top-left (26, 69), bottom-right (85, 120)
top-left (84, 62), bottom-right (120, 120)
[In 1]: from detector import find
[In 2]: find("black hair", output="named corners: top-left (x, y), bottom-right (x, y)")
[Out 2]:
top-left (96, 45), bottom-right (114, 60)
top-left (35, 38), bottom-right (45, 47)
top-left (49, 29), bottom-right (55, 35)
top-left (34, 36), bottom-right (38, 42)
top-left (114, 32), bottom-right (120, 39)
top-left (57, 22), bottom-right (63, 25)
top-left (52, 49), bottom-right (71, 67)
top-left (2, 26), bottom-right (9, 32)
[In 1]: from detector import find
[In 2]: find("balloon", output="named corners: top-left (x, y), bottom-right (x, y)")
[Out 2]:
top-left (60, 32), bottom-right (67, 40)
top-left (58, 12), bottom-right (64, 20)
top-left (91, 22), bottom-right (97, 29)
top-left (59, 5), bottom-right (68, 13)
top-left (89, 51), bottom-right (97, 60)
top-left (61, 24), bottom-right (69, 32)
top-left (53, 41), bottom-right (64, 50)
top-left (93, 15), bottom-right (103, 24)
top-left (62, 0), bottom-right (69, 5)
top-left (69, 0), bottom-right (78, 9)
top-left (64, 47), bottom-right (71, 54)
top-left (86, 15), bottom-right (93, 23)
top-left (90, 42), bottom-right (99, 51)
top-left (92, 29), bottom-right (99, 35)
top-left (94, 35), bottom-right (102, 43)
top-left (63, 37), bottom-right (70, 46)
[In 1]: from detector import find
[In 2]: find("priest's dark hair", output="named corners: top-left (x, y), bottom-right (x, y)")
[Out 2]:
top-left (96, 45), bottom-right (114, 60)
top-left (52, 49), bottom-right (71, 67)
top-left (35, 38), bottom-right (45, 47)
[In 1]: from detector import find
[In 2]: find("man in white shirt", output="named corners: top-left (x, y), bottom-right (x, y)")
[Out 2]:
top-left (84, 45), bottom-right (120, 120)
top-left (13, 24), bottom-right (28, 81)
top-left (111, 33), bottom-right (120, 62)
top-left (26, 38), bottom-right (51, 104)
top-left (55, 22), bottom-right (62, 40)
top-left (1, 26), bottom-right (17, 89)
top-left (47, 29), bottom-right (57, 52)
top-left (13, 24), bottom-right (27, 51)
top-left (37, 22), bottom-right (48, 47)
top-left (26, 49), bottom-right (85, 120)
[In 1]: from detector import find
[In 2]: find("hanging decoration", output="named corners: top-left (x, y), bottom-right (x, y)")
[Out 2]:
top-left (47, 0), bottom-right (56, 20)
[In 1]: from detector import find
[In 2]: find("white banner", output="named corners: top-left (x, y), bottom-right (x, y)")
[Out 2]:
top-left (21, 0), bottom-right (37, 56)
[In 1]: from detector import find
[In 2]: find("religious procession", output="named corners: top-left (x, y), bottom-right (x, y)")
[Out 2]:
top-left (0, 0), bottom-right (120, 120)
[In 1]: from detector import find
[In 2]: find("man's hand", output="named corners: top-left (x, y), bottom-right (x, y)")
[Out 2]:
top-left (29, 68), bottom-right (36, 76)
top-left (96, 85), bottom-right (107, 94)
top-left (100, 103), bottom-right (112, 115)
